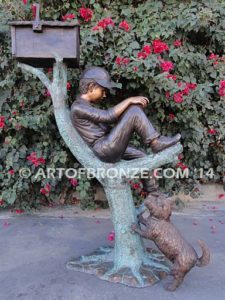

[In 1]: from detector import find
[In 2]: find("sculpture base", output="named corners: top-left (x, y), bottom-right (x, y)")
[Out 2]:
top-left (67, 246), bottom-right (171, 288)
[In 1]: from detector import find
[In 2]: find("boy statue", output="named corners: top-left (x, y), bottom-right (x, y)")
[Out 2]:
top-left (70, 67), bottom-right (181, 194)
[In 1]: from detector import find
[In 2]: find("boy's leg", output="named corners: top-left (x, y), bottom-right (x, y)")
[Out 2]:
top-left (92, 105), bottom-right (159, 162)
top-left (122, 146), bottom-right (159, 193)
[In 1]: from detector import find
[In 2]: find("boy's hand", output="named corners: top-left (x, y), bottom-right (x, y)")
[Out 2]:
top-left (128, 96), bottom-right (149, 108)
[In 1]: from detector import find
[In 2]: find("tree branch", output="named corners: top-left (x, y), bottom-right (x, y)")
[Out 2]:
top-left (112, 143), bottom-right (183, 178)
top-left (18, 63), bottom-right (52, 92)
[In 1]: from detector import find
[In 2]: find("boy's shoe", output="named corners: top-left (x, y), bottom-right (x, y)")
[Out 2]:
top-left (150, 134), bottom-right (181, 153)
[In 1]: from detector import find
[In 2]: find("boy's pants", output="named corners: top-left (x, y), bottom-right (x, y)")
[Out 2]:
top-left (92, 105), bottom-right (160, 192)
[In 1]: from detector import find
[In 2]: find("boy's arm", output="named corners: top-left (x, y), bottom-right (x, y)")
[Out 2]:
top-left (72, 103), bottom-right (118, 124)
top-left (71, 96), bottom-right (149, 124)
top-left (113, 96), bottom-right (149, 118)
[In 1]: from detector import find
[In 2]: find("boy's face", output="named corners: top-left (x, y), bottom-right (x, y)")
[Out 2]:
top-left (89, 84), bottom-right (107, 102)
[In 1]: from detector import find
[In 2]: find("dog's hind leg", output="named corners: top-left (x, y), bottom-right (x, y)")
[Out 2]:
top-left (164, 262), bottom-right (185, 291)
top-left (165, 273), bottom-right (184, 291)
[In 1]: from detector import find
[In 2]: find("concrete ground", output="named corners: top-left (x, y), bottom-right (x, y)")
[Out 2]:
top-left (0, 201), bottom-right (225, 300)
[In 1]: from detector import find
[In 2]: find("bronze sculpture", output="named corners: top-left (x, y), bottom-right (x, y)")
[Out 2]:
top-left (131, 195), bottom-right (210, 291)
top-left (11, 4), bottom-right (210, 288)
top-left (70, 66), bottom-right (181, 193)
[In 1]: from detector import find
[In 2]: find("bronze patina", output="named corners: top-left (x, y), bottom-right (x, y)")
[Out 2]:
top-left (132, 195), bottom-right (210, 291)
top-left (70, 66), bottom-right (181, 193)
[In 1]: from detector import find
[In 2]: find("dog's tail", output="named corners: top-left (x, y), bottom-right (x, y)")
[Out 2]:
top-left (196, 240), bottom-right (210, 267)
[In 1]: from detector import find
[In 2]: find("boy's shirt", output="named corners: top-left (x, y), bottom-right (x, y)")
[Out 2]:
top-left (70, 96), bottom-right (118, 146)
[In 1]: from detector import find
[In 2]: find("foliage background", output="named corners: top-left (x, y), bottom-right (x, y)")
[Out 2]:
top-left (0, 0), bottom-right (224, 210)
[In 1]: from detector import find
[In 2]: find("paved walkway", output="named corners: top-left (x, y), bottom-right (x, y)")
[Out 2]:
top-left (0, 202), bottom-right (225, 300)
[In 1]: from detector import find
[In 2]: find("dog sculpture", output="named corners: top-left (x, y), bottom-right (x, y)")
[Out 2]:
top-left (131, 195), bottom-right (210, 291)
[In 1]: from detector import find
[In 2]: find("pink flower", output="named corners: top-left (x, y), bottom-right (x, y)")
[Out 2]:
top-left (31, 4), bottom-right (37, 19)
top-left (186, 82), bottom-right (197, 90)
top-left (219, 80), bottom-right (225, 97)
top-left (213, 61), bottom-right (219, 66)
top-left (70, 178), bottom-right (78, 187)
top-left (219, 88), bottom-right (225, 96)
top-left (160, 61), bottom-right (174, 72)
top-left (208, 53), bottom-right (218, 60)
top-left (122, 58), bottom-right (130, 64)
top-left (142, 45), bottom-right (152, 55)
top-left (115, 56), bottom-right (123, 65)
top-left (218, 194), bottom-right (225, 199)
top-left (152, 39), bottom-right (169, 54)
top-left (40, 188), bottom-right (48, 195)
top-left (38, 157), bottom-right (46, 164)
top-left (79, 8), bottom-right (93, 22)
top-left (165, 91), bottom-right (170, 99)
top-left (166, 74), bottom-right (177, 81)
top-left (133, 66), bottom-right (138, 72)
top-left (0, 199), bottom-right (4, 206)
top-left (62, 13), bottom-right (75, 21)
top-left (177, 81), bottom-right (183, 88)
top-left (67, 82), bottom-right (72, 90)
top-left (132, 183), bottom-right (140, 190)
top-left (119, 20), bottom-right (130, 32)
top-left (22, 0), bottom-right (28, 5)
top-left (169, 113), bottom-right (175, 121)
top-left (40, 183), bottom-right (51, 196)
top-left (137, 45), bottom-right (152, 60)
top-left (173, 40), bottom-right (182, 47)
top-left (107, 231), bottom-right (115, 241)
top-left (173, 92), bottom-right (183, 103)
top-left (44, 89), bottom-right (51, 97)
top-left (176, 162), bottom-right (188, 170)
top-left (15, 209), bottom-right (24, 214)
top-left (92, 26), bottom-right (100, 31)
top-left (220, 80), bottom-right (225, 88)
top-left (207, 129), bottom-right (217, 135)
top-left (182, 86), bottom-right (190, 96)
top-left (27, 152), bottom-right (46, 167)
top-left (0, 115), bottom-right (5, 129)
top-left (115, 57), bottom-right (130, 66)
top-left (97, 18), bottom-right (114, 29)
top-left (8, 169), bottom-right (15, 175)
top-left (137, 51), bottom-right (148, 59)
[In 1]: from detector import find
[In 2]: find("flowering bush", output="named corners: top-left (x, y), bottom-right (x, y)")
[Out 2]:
top-left (0, 0), bottom-right (224, 210)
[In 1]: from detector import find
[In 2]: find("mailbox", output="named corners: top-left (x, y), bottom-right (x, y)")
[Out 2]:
top-left (10, 4), bottom-right (80, 68)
